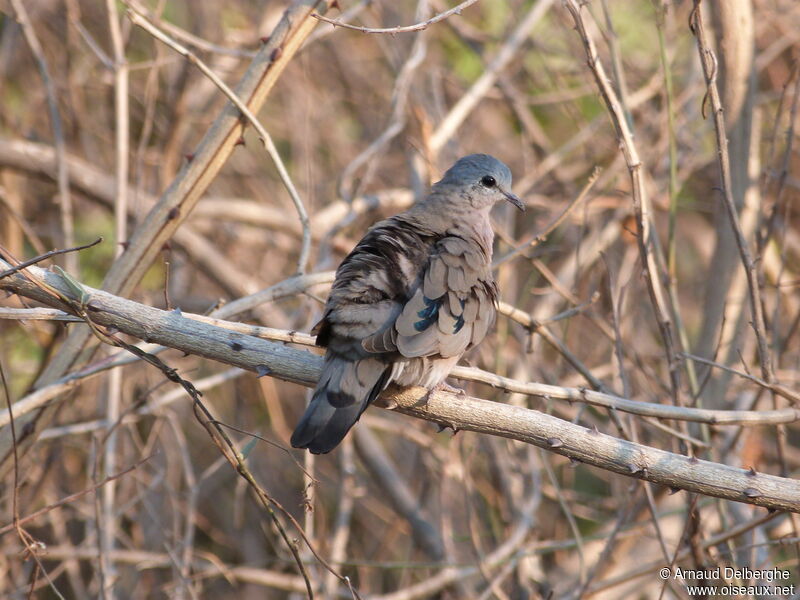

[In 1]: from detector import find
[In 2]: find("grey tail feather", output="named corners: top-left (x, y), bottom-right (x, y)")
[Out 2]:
top-left (291, 360), bottom-right (392, 454)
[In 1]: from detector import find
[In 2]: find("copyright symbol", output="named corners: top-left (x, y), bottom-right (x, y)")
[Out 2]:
top-left (659, 567), bottom-right (672, 580)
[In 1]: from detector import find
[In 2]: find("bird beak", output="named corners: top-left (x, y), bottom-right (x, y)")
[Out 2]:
top-left (501, 188), bottom-right (525, 211)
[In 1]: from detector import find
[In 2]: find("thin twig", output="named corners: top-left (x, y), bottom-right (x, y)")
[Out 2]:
top-left (123, 0), bottom-right (313, 275)
top-left (9, 0), bottom-right (76, 274)
top-left (652, 0), bottom-right (701, 398)
top-left (680, 352), bottom-right (799, 404)
top-left (689, 1), bottom-right (774, 384)
top-left (0, 138), bottom-right (267, 296)
top-left (0, 458), bottom-right (150, 538)
top-left (0, 308), bottom-right (82, 321)
top-left (428, 0), bottom-right (554, 155)
top-left (312, 0), bottom-right (479, 34)
top-left (102, 2), bottom-right (129, 587)
top-left (587, 512), bottom-right (781, 594)
top-left (0, 238), bottom-right (103, 280)
top-left (564, 0), bottom-right (683, 409)
top-left (493, 166), bottom-right (600, 268)
top-left (449, 364), bottom-right (800, 425)
top-left (0, 1), bottom-right (333, 491)
top-left (338, 0), bottom-right (430, 201)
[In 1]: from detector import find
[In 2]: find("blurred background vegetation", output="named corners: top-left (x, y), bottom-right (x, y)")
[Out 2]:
top-left (0, 0), bottom-right (799, 598)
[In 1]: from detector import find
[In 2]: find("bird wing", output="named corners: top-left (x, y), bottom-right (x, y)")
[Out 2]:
top-left (314, 216), bottom-right (434, 352)
top-left (362, 235), bottom-right (498, 359)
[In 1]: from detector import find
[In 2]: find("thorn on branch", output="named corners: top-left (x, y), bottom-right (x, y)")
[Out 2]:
top-left (688, 3), bottom-right (699, 34)
top-left (743, 487), bottom-right (762, 499)
top-left (436, 421), bottom-right (458, 433)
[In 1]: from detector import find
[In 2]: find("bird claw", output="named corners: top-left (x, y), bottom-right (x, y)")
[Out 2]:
top-left (436, 421), bottom-right (459, 434)
top-left (434, 381), bottom-right (466, 396)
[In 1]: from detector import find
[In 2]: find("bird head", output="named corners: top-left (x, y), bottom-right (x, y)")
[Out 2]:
top-left (436, 154), bottom-right (524, 212)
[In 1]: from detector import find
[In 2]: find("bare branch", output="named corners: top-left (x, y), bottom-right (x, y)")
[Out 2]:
top-left (690, 1), bottom-right (774, 384)
top-left (3, 261), bottom-right (799, 513)
top-left (312, 0), bottom-right (480, 34)
top-left (8, 0), bottom-right (75, 274)
top-left (123, 0), bottom-right (313, 275)
top-left (0, 0), bottom-right (335, 475)
top-left (564, 0), bottom-right (683, 406)
top-left (428, 0), bottom-right (554, 156)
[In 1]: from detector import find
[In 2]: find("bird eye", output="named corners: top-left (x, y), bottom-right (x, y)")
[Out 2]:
top-left (481, 175), bottom-right (496, 188)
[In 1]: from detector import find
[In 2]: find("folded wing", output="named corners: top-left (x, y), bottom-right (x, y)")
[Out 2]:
top-left (366, 235), bottom-right (498, 360)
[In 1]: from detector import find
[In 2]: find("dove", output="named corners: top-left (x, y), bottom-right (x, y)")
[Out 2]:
top-left (291, 154), bottom-right (524, 454)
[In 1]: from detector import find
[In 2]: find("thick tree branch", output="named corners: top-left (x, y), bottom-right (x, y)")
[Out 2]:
top-left (2, 261), bottom-right (799, 513)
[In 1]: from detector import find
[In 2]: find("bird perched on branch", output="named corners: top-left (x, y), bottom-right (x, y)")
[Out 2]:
top-left (291, 154), bottom-right (524, 454)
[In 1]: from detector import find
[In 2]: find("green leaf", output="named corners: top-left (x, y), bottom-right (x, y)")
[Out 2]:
top-left (240, 437), bottom-right (259, 460)
top-left (54, 266), bottom-right (90, 305)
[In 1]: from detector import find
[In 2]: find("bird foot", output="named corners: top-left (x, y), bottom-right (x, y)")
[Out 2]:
top-left (436, 422), bottom-right (459, 434)
top-left (434, 381), bottom-right (466, 396)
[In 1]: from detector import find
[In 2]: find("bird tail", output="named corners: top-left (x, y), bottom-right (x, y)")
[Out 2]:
top-left (291, 356), bottom-right (391, 454)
